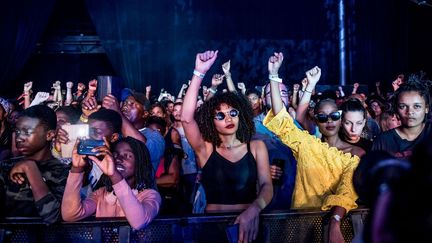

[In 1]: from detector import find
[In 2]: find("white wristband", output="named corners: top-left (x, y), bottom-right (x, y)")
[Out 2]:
top-left (193, 70), bottom-right (205, 79)
top-left (269, 74), bottom-right (282, 83)
top-left (208, 87), bottom-right (217, 94)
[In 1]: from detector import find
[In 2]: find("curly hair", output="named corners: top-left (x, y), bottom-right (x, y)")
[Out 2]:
top-left (101, 136), bottom-right (155, 192)
top-left (195, 92), bottom-right (255, 146)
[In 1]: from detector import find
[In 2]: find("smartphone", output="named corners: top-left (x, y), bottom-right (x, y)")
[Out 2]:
top-left (61, 124), bottom-right (89, 158)
top-left (272, 158), bottom-right (285, 186)
top-left (77, 140), bottom-right (105, 156)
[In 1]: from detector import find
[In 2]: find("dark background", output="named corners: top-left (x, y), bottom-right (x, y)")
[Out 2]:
top-left (1, 0), bottom-right (431, 98)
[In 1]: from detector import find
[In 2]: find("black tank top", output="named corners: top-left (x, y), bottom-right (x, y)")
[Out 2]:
top-left (201, 143), bottom-right (258, 204)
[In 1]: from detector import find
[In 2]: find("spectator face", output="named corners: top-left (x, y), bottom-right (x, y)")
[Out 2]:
top-left (89, 119), bottom-right (114, 141)
top-left (381, 114), bottom-right (401, 132)
top-left (121, 96), bottom-right (145, 123)
top-left (15, 117), bottom-right (52, 156)
top-left (172, 104), bottom-right (182, 122)
top-left (247, 93), bottom-right (261, 112)
top-left (342, 111), bottom-right (366, 141)
top-left (113, 141), bottom-right (135, 182)
top-left (315, 103), bottom-right (341, 137)
top-left (213, 103), bottom-right (239, 135)
top-left (264, 83), bottom-right (289, 109)
top-left (151, 106), bottom-right (165, 118)
top-left (396, 91), bottom-right (429, 128)
top-left (370, 101), bottom-right (382, 117)
top-left (7, 110), bottom-right (20, 126)
top-left (166, 103), bottom-right (174, 114)
top-left (56, 110), bottom-right (72, 129)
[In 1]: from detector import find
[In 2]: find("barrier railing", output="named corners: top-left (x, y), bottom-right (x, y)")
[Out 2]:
top-left (0, 209), bottom-right (368, 242)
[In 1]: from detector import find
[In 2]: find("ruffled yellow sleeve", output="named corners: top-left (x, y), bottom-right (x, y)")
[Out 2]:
top-left (264, 109), bottom-right (359, 212)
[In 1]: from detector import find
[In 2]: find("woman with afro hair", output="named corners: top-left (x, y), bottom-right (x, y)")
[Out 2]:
top-left (181, 50), bottom-right (273, 243)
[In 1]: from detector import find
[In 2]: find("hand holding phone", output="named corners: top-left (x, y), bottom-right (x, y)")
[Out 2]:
top-left (77, 140), bottom-right (105, 156)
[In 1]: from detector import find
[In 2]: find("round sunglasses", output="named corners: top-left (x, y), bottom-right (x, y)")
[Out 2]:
top-left (315, 111), bottom-right (342, 123)
top-left (214, 109), bottom-right (240, 121)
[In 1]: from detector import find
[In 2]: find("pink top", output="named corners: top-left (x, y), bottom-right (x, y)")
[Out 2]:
top-left (62, 172), bottom-right (161, 230)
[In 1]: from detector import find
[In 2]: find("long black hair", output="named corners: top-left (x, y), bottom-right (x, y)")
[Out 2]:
top-left (195, 92), bottom-right (255, 146)
top-left (102, 136), bottom-right (155, 192)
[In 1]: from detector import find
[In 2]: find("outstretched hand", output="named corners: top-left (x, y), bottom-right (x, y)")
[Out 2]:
top-left (268, 52), bottom-right (284, 75)
top-left (195, 50), bottom-right (218, 74)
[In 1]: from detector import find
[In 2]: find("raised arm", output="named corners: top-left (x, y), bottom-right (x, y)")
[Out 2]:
top-left (65, 82), bottom-right (73, 106)
top-left (296, 67), bottom-right (321, 129)
top-left (268, 52), bottom-right (285, 114)
top-left (145, 85), bottom-right (151, 100)
top-left (176, 83), bottom-right (188, 102)
top-left (291, 83), bottom-right (300, 110)
top-left (222, 60), bottom-right (237, 92)
top-left (23, 81), bottom-right (32, 109)
top-left (181, 50), bottom-right (218, 158)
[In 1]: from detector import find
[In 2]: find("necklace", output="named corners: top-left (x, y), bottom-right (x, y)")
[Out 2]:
top-left (219, 143), bottom-right (241, 150)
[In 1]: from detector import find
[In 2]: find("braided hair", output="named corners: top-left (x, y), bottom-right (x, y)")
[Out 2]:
top-left (102, 136), bottom-right (155, 192)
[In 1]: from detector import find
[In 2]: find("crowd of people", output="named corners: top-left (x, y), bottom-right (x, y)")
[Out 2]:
top-left (0, 50), bottom-right (430, 242)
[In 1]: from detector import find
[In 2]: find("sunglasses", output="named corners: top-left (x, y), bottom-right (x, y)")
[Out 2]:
top-left (315, 111), bottom-right (342, 123)
top-left (214, 109), bottom-right (240, 121)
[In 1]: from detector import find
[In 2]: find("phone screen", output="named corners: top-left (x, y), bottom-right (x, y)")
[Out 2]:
top-left (61, 124), bottom-right (89, 158)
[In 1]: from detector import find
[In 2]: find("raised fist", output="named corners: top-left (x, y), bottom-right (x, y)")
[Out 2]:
top-left (237, 82), bottom-right (246, 91)
top-left (195, 50), bottom-right (218, 74)
top-left (146, 85), bottom-right (152, 93)
top-left (305, 66), bottom-right (321, 86)
top-left (268, 52), bottom-right (284, 75)
top-left (66, 81), bottom-right (73, 89)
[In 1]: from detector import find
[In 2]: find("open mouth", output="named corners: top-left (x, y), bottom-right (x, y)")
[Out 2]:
top-left (116, 166), bottom-right (125, 172)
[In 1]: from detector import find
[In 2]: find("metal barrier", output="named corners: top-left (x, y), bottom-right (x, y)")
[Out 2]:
top-left (0, 209), bottom-right (368, 242)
